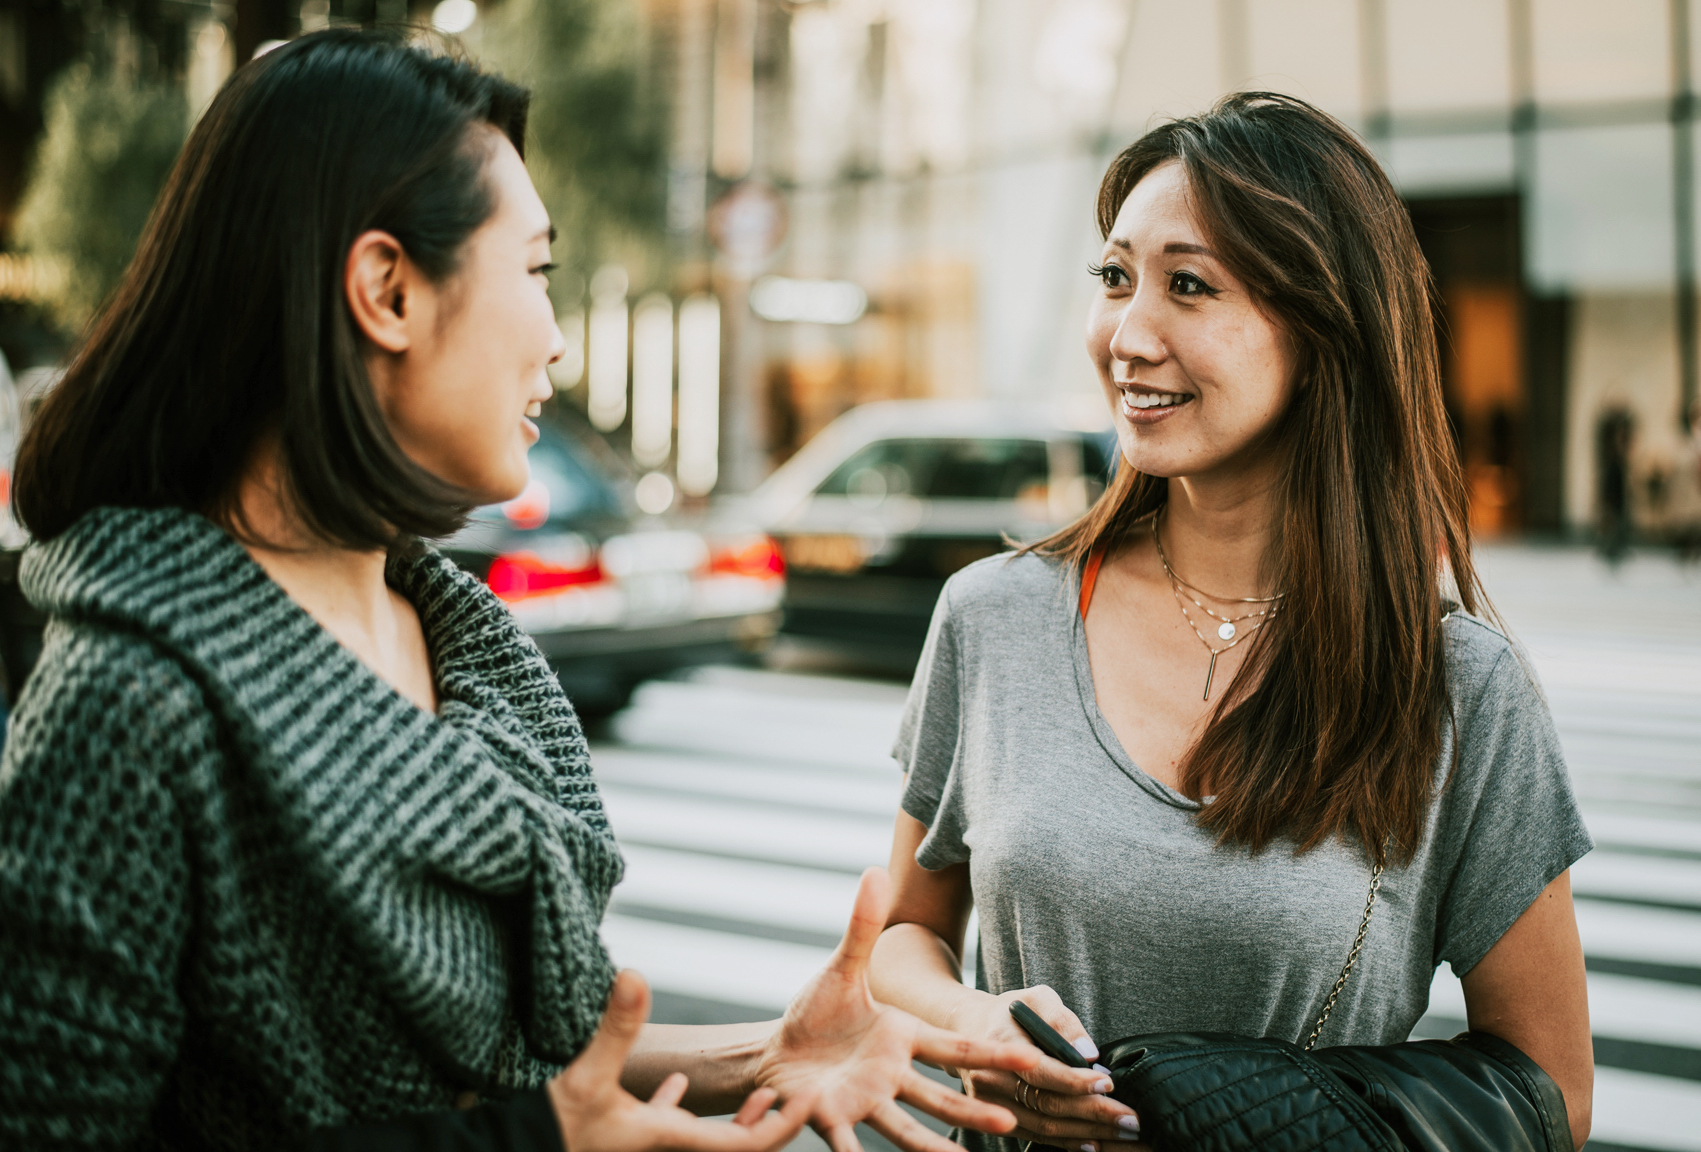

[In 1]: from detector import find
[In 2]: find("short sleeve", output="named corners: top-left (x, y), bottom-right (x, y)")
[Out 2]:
top-left (0, 636), bottom-right (196, 1149)
top-left (1430, 634), bottom-right (1594, 977)
top-left (893, 585), bottom-right (971, 870)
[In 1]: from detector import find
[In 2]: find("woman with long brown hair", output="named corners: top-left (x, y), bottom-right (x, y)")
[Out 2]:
top-left (866, 93), bottom-right (1593, 1151)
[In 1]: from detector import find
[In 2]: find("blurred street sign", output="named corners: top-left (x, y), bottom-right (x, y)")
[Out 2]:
top-left (707, 181), bottom-right (787, 277)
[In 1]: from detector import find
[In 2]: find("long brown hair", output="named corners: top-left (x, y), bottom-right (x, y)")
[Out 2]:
top-left (1037, 92), bottom-right (1481, 867)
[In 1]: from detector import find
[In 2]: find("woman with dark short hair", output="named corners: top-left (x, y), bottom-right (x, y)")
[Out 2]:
top-left (867, 94), bottom-right (1593, 1151)
top-left (0, 30), bottom-right (1037, 1152)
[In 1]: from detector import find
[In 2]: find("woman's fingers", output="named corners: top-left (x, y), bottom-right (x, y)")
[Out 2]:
top-left (673, 1090), bottom-right (814, 1152)
top-left (1016, 986), bottom-right (1098, 1064)
top-left (649, 1071), bottom-right (690, 1110)
top-left (827, 867), bottom-right (892, 977)
top-left (819, 1120), bottom-right (864, 1152)
top-left (1001, 1054), bottom-right (1115, 1096)
top-left (910, 1021), bottom-right (1040, 1076)
top-left (732, 1087), bottom-right (780, 1127)
top-left (967, 1072), bottom-right (1133, 1142)
top-left (866, 1100), bottom-right (962, 1152)
top-left (897, 1069), bottom-right (1015, 1134)
top-left (568, 969), bottom-right (653, 1088)
top-left (726, 1096), bottom-right (812, 1152)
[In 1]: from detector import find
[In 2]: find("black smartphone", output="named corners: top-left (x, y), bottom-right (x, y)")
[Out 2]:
top-left (1009, 1001), bottom-right (1090, 1068)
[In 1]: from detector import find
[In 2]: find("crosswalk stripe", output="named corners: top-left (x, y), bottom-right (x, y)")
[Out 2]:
top-left (614, 844), bottom-right (863, 936)
top-left (1576, 900), bottom-right (1701, 967)
top-left (600, 786), bottom-right (890, 874)
top-left (1591, 1067), bottom-right (1701, 1152)
top-left (594, 745), bottom-right (903, 815)
top-left (601, 913), bottom-right (827, 1013)
top-left (1587, 811), bottom-right (1701, 856)
top-left (1574, 852), bottom-right (1701, 910)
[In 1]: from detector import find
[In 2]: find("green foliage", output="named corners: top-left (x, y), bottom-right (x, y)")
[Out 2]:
top-left (478, 0), bottom-right (668, 298)
top-left (15, 63), bottom-right (187, 336)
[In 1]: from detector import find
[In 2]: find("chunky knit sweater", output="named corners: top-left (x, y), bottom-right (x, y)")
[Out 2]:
top-left (0, 506), bottom-right (624, 1150)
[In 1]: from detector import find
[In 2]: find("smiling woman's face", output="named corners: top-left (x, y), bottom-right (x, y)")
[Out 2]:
top-left (1087, 160), bottom-right (1297, 486)
top-left (373, 131), bottom-right (563, 505)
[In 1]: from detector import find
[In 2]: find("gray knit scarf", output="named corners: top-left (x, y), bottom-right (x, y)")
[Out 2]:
top-left (21, 506), bottom-right (624, 1077)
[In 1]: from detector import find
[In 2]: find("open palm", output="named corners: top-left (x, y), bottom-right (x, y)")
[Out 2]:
top-left (754, 868), bottom-right (1038, 1152)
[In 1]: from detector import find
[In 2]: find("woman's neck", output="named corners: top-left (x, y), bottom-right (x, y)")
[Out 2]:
top-left (1159, 472), bottom-right (1280, 600)
top-left (231, 443), bottom-right (438, 713)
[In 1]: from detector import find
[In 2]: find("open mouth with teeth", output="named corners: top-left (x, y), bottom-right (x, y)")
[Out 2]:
top-left (1117, 385), bottom-right (1194, 413)
top-left (1127, 392), bottom-right (1188, 409)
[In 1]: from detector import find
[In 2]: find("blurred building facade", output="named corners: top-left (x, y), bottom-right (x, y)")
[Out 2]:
top-left (0, 1), bottom-right (1692, 538)
top-left (642, 0), bottom-right (1701, 538)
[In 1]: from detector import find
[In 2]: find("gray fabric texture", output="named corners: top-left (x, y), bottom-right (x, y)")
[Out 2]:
top-left (896, 551), bottom-right (1592, 1059)
top-left (0, 506), bottom-right (623, 1151)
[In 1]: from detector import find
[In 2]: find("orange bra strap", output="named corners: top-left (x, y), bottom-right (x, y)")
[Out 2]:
top-left (1079, 546), bottom-right (1106, 621)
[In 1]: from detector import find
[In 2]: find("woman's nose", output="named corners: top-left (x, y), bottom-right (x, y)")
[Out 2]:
top-left (1109, 291), bottom-right (1168, 367)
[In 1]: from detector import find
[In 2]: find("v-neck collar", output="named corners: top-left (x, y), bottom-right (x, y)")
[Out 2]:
top-left (1068, 558), bottom-right (1204, 812)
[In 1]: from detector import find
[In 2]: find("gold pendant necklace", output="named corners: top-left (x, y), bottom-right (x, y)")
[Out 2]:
top-left (1152, 510), bottom-right (1285, 699)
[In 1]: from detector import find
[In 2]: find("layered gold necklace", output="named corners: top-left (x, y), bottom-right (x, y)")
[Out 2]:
top-left (1151, 509), bottom-right (1285, 700)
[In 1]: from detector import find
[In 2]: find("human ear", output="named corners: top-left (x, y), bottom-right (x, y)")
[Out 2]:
top-left (344, 230), bottom-right (414, 354)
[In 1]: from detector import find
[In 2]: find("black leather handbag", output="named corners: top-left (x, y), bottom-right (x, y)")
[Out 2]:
top-left (1092, 860), bottom-right (1573, 1151)
top-left (1098, 1028), bottom-right (1572, 1152)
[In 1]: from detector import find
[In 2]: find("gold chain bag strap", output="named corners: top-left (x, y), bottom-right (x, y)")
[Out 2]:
top-left (1301, 860), bottom-right (1386, 1051)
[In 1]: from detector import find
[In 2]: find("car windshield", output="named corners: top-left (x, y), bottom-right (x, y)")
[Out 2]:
top-left (816, 438), bottom-right (1051, 501)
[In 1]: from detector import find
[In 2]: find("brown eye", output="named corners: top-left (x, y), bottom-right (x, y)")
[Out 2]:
top-left (1169, 271), bottom-right (1216, 297)
top-left (1089, 263), bottom-right (1129, 289)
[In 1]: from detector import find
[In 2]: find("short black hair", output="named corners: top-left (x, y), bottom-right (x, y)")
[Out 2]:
top-left (14, 28), bottom-right (531, 548)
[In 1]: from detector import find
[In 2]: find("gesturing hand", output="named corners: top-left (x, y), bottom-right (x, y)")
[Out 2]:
top-left (753, 868), bottom-right (1041, 1152)
top-left (549, 970), bottom-right (813, 1152)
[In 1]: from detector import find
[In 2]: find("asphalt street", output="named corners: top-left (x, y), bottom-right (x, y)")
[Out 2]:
top-left (586, 544), bottom-right (1701, 1152)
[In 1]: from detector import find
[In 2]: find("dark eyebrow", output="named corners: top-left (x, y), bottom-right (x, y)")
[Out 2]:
top-left (534, 224), bottom-right (557, 243)
top-left (1105, 238), bottom-right (1220, 260)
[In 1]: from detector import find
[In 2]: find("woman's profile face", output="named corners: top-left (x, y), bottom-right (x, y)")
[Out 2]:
top-left (374, 131), bottom-right (563, 504)
top-left (1086, 161), bottom-right (1296, 487)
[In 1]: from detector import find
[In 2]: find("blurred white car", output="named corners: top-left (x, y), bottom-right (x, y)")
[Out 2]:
top-left (748, 399), bottom-right (1116, 662)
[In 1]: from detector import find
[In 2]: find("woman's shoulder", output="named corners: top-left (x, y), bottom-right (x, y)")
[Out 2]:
top-left (2, 618), bottom-right (219, 820)
top-left (940, 549), bottom-right (1072, 620)
top-left (1440, 608), bottom-right (1539, 717)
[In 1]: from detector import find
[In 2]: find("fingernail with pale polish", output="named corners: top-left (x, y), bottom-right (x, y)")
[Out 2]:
top-left (1092, 1064), bottom-right (1111, 1076)
top-left (1092, 1078), bottom-right (1114, 1094)
top-left (1080, 1144), bottom-right (1096, 1152)
top-left (1073, 1036), bottom-right (1100, 1061)
top-left (1118, 1116), bottom-right (1142, 1135)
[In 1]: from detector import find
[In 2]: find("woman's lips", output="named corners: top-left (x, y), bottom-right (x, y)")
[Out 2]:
top-left (521, 416), bottom-right (540, 443)
top-left (1117, 387), bottom-right (1193, 424)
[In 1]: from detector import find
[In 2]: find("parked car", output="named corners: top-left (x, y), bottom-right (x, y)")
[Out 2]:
top-left (747, 399), bottom-right (1115, 664)
top-left (441, 411), bottom-right (785, 717)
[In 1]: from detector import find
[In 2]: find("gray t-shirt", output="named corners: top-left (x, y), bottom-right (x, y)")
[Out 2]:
top-left (896, 551), bottom-right (1592, 1060)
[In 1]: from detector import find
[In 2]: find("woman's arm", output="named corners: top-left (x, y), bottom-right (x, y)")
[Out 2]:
top-left (868, 812), bottom-right (1146, 1151)
top-left (623, 1021), bottom-right (773, 1113)
top-left (1459, 869), bottom-right (1593, 1150)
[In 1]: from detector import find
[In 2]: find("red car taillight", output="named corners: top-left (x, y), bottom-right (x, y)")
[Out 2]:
top-left (486, 551), bottom-right (606, 602)
top-left (708, 536), bottom-right (786, 580)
